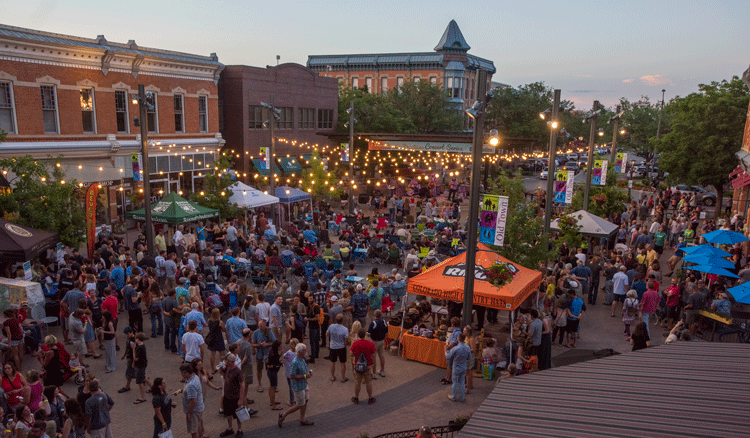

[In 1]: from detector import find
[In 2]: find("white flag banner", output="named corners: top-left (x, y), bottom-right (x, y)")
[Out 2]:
top-left (494, 195), bottom-right (509, 246)
top-left (600, 159), bottom-right (608, 185)
top-left (565, 170), bottom-right (575, 203)
top-left (621, 153), bottom-right (628, 174)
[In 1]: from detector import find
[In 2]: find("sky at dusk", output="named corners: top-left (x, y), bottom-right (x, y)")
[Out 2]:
top-left (3, 0), bottom-right (749, 110)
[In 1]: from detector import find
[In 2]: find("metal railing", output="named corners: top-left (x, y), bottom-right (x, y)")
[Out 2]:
top-left (372, 424), bottom-right (462, 438)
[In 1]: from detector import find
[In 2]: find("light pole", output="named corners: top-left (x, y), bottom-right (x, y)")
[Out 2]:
top-left (543, 90), bottom-right (561, 237)
top-left (648, 89), bottom-right (666, 178)
top-left (461, 69), bottom-right (491, 329)
top-left (261, 97), bottom-right (280, 223)
top-left (132, 84), bottom-right (155, 258)
top-left (582, 100), bottom-right (601, 211)
top-left (346, 101), bottom-right (355, 215)
top-left (628, 159), bottom-right (636, 200)
top-left (608, 105), bottom-right (624, 164)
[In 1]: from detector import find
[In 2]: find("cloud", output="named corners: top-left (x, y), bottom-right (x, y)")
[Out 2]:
top-left (622, 78), bottom-right (634, 83)
top-left (640, 74), bottom-right (674, 86)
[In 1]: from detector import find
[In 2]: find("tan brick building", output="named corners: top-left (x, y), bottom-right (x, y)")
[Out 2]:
top-left (0, 24), bottom-right (224, 222)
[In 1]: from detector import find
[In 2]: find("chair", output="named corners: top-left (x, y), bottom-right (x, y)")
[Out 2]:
top-left (416, 223), bottom-right (425, 232)
top-left (30, 304), bottom-right (57, 338)
top-left (322, 247), bottom-right (334, 261)
top-left (314, 257), bottom-right (328, 271)
top-left (381, 296), bottom-right (395, 316)
top-left (331, 259), bottom-right (343, 271)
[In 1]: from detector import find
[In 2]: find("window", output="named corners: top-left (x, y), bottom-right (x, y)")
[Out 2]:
top-left (80, 88), bottom-right (95, 133)
top-left (277, 107), bottom-right (293, 129)
top-left (173, 94), bottom-right (184, 133)
top-left (337, 77), bottom-right (343, 85)
top-left (248, 105), bottom-right (265, 129)
top-left (413, 76), bottom-right (420, 83)
top-left (40, 85), bottom-right (58, 133)
top-left (317, 109), bottom-right (333, 129)
top-left (114, 90), bottom-right (129, 133)
top-left (299, 108), bottom-right (315, 129)
top-left (0, 82), bottom-right (15, 134)
top-left (198, 95), bottom-right (208, 132)
top-left (446, 76), bottom-right (462, 99)
top-left (145, 92), bottom-right (157, 132)
top-left (365, 77), bottom-right (373, 93)
top-left (430, 76), bottom-right (437, 84)
top-left (381, 77), bottom-right (388, 95)
top-left (397, 77), bottom-right (404, 88)
top-left (351, 77), bottom-right (358, 89)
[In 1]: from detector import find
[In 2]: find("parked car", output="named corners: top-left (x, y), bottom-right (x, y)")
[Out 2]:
top-left (562, 162), bottom-right (580, 174)
top-left (671, 184), bottom-right (718, 206)
top-left (540, 167), bottom-right (549, 180)
top-left (634, 165), bottom-right (669, 179)
top-left (520, 159), bottom-right (544, 172)
top-left (566, 153), bottom-right (579, 162)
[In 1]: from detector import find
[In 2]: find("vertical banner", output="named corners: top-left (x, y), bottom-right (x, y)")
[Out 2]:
top-left (554, 171), bottom-right (568, 203)
top-left (479, 194), bottom-right (498, 245)
top-left (613, 152), bottom-right (623, 173)
top-left (131, 153), bottom-right (142, 181)
top-left (494, 195), bottom-right (509, 246)
top-left (340, 143), bottom-right (349, 162)
top-left (565, 170), bottom-right (575, 203)
top-left (592, 159), bottom-right (608, 185)
top-left (23, 261), bottom-right (32, 281)
top-left (621, 152), bottom-right (629, 174)
top-left (85, 183), bottom-right (98, 259)
top-left (258, 147), bottom-right (270, 170)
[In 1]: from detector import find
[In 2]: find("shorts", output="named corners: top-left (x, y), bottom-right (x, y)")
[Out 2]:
top-left (125, 363), bottom-right (135, 380)
top-left (293, 387), bottom-right (309, 406)
top-left (135, 367), bottom-right (146, 384)
top-left (372, 340), bottom-right (384, 355)
top-left (60, 316), bottom-right (68, 330)
top-left (10, 339), bottom-right (22, 347)
top-left (329, 348), bottom-right (347, 363)
top-left (267, 368), bottom-right (279, 388)
top-left (565, 319), bottom-right (580, 333)
top-left (242, 366), bottom-right (254, 385)
top-left (655, 245), bottom-right (664, 254)
top-left (185, 410), bottom-right (203, 434)
top-left (222, 397), bottom-right (239, 417)
top-left (613, 294), bottom-right (626, 303)
top-left (72, 339), bottom-right (87, 356)
top-left (667, 305), bottom-right (679, 321)
top-left (354, 367), bottom-right (373, 384)
top-left (89, 424), bottom-right (113, 438)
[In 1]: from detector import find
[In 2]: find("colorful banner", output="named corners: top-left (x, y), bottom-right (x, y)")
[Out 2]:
top-left (592, 159), bottom-right (608, 185)
top-left (131, 153), bottom-right (142, 181)
top-left (85, 183), bottom-right (98, 259)
top-left (554, 170), bottom-right (575, 204)
top-left (23, 261), bottom-right (32, 281)
top-left (614, 152), bottom-right (629, 174)
top-left (479, 194), bottom-right (509, 246)
top-left (259, 147), bottom-right (270, 170)
top-left (340, 143), bottom-right (349, 162)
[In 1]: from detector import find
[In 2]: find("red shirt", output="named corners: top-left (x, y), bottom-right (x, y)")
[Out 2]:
top-left (102, 295), bottom-right (119, 319)
top-left (641, 289), bottom-right (660, 313)
top-left (666, 285), bottom-right (680, 307)
top-left (3, 318), bottom-right (23, 341)
top-left (350, 339), bottom-right (375, 368)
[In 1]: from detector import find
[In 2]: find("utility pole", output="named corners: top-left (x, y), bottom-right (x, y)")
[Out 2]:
top-left (461, 69), bottom-right (488, 329)
top-left (137, 84), bottom-right (155, 258)
top-left (649, 89), bottom-right (666, 178)
top-left (582, 100), bottom-right (600, 212)
top-left (543, 89), bottom-right (561, 236)
top-left (348, 100), bottom-right (355, 215)
top-left (609, 104), bottom-right (621, 164)
top-left (269, 95), bottom-right (276, 224)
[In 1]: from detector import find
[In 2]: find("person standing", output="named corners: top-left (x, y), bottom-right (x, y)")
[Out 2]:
top-left (269, 295), bottom-right (283, 342)
top-left (151, 378), bottom-right (172, 438)
top-left (305, 297), bottom-right (321, 363)
top-left (237, 328), bottom-right (255, 406)
top-left (445, 333), bottom-right (471, 402)
top-left (218, 353), bottom-right (248, 438)
top-left (123, 278), bottom-right (143, 334)
top-left (161, 288), bottom-right (179, 353)
top-left (350, 328), bottom-right (376, 405)
top-left (611, 265), bottom-right (629, 318)
top-left (640, 282), bottom-right (660, 337)
top-left (524, 309), bottom-right (543, 357)
top-left (132, 333), bottom-right (150, 405)
top-left (367, 280), bottom-right (384, 324)
top-left (326, 314), bottom-right (349, 382)
top-left (351, 285), bottom-right (369, 328)
top-left (182, 320), bottom-right (205, 363)
top-left (84, 380), bottom-right (114, 438)
top-left (179, 363), bottom-right (205, 438)
top-left (100, 311), bottom-right (117, 373)
top-left (225, 307), bottom-right (248, 345)
top-left (564, 290), bottom-right (584, 348)
top-left (174, 225), bottom-right (186, 258)
top-left (251, 320), bottom-right (276, 393)
top-left (278, 343), bottom-right (314, 428)
top-left (366, 310), bottom-right (388, 378)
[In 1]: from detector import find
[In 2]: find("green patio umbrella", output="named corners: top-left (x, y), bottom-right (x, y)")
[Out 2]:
top-left (125, 192), bottom-right (219, 225)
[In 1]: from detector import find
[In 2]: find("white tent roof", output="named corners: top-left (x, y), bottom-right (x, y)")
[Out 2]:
top-left (550, 210), bottom-right (619, 238)
top-left (228, 182), bottom-right (279, 208)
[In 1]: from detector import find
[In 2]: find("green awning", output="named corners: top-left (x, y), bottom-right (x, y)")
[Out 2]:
top-left (278, 157), bottom-right (303, 175)
top-left (125, 192), bottom-right (219, 225)
top-left (251, 159), bottom-right (281, 176)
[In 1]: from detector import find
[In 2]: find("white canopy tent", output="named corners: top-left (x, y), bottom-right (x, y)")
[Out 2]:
top-left (228, 182), bottom-right (279, 208)
top-left (550, 210), bottom-right (619, 239)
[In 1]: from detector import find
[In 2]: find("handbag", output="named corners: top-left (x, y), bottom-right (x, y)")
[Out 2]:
top-left (555, 309), bottom-right (568, 327)
top-left (235, 406), bottom-right (251, 422)
top-left (158, 430), bottom-right (174, 438)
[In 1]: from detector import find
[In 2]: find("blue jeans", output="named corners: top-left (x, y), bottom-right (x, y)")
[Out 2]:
top-left (164, 319), bottom-right (177, 352)
top-left (150, 303), bottom-right (163, 337)
top-left (451, 367), bottom-right (466, 401)
top-left (309, 328), bottom-right (320, 359)
top-left (286, 377), bottom-right (294, 405)
top-left (642, 312), bottom-right (652, 337)
top-left (153, 416), bottom-right (171, 438)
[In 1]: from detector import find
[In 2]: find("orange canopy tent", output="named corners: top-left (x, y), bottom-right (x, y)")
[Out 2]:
top-left (406, 243), bottom-right (543, 311)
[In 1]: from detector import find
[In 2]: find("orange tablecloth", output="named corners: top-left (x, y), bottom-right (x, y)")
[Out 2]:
top-left (387, 325), bottom-right (407, 343)
top-left (401, 333), bottom-right (447, 369)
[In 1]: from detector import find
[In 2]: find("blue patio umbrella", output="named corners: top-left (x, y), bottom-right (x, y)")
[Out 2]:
top-left (682, 255), bottom-right (736, 270)
top-left (680, 245), bottom-right (732, 258)
top-left (684, 264), bottom-right (739, 278)
top-left (701, 229), bottom-right (748, 245)
top-left (728, 283), bottom-right (750, 305)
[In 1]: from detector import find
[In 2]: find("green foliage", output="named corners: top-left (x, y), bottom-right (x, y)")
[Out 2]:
top-left (0, 130), bottom-right (7, 142)
top-left (485, 82), bottom-right (553, 142)
top-left (190, 152), bottom-right (240, 221)
top-left (0, 156), bottom-right (85, 247)
top-left (556, 213), bottom-right (584, 250)
top-left (296, 150), bottom-right (341, 202)
top-left (617, 97), bottom-right (665, 163)
top-left (657, 76), bottom-right (750, 214)
top-left (569, 168), bottom-right (628, 220)
top-left (487, 172), bottom-right (556, 269)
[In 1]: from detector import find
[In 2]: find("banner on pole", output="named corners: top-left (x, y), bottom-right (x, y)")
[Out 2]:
top-left (259, 147), bottom-right (270, 170)
top-left (554, 171), bottom-right (575, 204)
top-left (613, 152), bottom-right (623, 173)
top-left (131, 153), bottom-right (142, 181)
top-left (479, 194), bottom-right (509, 246)
top-left (340, 143), bottom-right (349, 162)
top-left (592, 159), bottom-right (608, 185)
top-left (85, 183), bottom-right (98, 260)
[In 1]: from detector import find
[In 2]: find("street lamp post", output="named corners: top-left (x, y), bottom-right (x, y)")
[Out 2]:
top-left (261, 96), bottom-right (280, 223)
top-left (582, 101), bottom-right (601, 212)
top-left (543, 89), bottom-right (561, 237)
top-left (608, 104), bottom-right (624, 164)
top-left (133, 84), bottom-right (155, 258)
top-left (348, 101), bottom-right (355, 215)
top-left (628, 159), bottom-right (636, 200)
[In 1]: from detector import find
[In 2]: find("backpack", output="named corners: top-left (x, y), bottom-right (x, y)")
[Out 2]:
top-left (354, 351), bottom-right (368, 373)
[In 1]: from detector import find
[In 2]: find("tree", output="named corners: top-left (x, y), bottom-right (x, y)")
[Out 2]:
top-left (616, 97), bottom-right (666, 166)
top-left (189, 152), bottom-right (240, 221)
top-left (569, 168), bottom-right (628, 221)
top-left (387, 80), bottom-right (462, 133)
top-left (657, 76), bottom-right (750, 215)
top-left (297, 150), bottom-right (342, 202)
top-left (485, 82), bottom-right (553, 142)
top-left (487, 172), bottom-right (556, 269)
top-left (0, 156), bottom-right (86, 247)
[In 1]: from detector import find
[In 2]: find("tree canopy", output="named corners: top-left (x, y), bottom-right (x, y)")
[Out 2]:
top-left (657, 76), bottom-right (750, 214)
top-left (296, 150), bottom-right (342, 202)
top-left (189, 152), bottom-right (240, 221)
top-left (616, 96), bottom-right (667, 164)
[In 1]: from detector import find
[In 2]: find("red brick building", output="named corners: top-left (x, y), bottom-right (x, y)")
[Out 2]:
top-left (218, 63), bottom-right (338, 183)
top-left (0, 24), bottom-right (224, 222)
top-left (307, 20), bottom-right (496, 112)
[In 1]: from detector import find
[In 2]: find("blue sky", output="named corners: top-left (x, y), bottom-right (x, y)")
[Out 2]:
top-left (4, 0), bottom-right (749, 110)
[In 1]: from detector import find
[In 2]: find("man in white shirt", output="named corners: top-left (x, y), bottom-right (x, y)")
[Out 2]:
top-left (269, 295), bottom-right (283, 341)
top-left (611, 265), bottom-right (629, 318)
top-left (173, 225), bottom-right (186, 258)
top-left (256, 293), bottom-right (271, 324)
top-left (182, 320), bottom-right (205, 362)
top-left (226, 223), bottom-right (239, 253)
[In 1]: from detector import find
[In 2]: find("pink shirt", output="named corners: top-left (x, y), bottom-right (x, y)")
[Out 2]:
top-left (641, 289), bottom-right (660, 313)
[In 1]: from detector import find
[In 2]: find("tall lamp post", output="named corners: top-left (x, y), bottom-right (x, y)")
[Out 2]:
top-left (131, 84), bottom-right (155, 258)
top-left (608, 105), bottom-right (625, 164)
top-left (461, 69), bottom-right (493, 329)
top-left (542, 90), bottom-right (561, 237)
top-left (628, 159), bottom-right (636, 200)
top-left (582, 101), bottom-right (601, 211)
top-left (346, 101), bottom-right (355, 215)
top-left (261, 97), bottom-right (280, 223)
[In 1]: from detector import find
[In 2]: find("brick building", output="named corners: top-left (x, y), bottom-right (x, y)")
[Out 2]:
top-left (731, 64), bottom-right (750, 229)
top-left (0, 24), bottom-right (224, 222)
top-left (306, 20), bottom-right (496, 112)
top-left (218, 63), bottom-right (338, 183)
